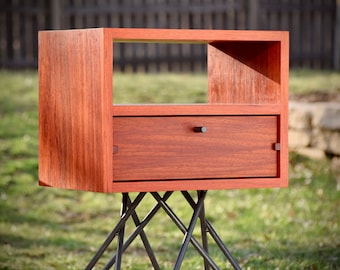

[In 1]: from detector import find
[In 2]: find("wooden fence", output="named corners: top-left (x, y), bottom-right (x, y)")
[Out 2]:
top-left (1, 0), bottom-right (339, 71)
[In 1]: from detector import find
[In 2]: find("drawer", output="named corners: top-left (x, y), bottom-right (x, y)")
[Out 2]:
top-left (113, 116), bottom-right (278, 182)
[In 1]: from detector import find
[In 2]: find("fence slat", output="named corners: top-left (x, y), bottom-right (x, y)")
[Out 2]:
top-left (334, 0), bottom-right (340, 70)
top-left (0, 0), bottom-right (338, 70)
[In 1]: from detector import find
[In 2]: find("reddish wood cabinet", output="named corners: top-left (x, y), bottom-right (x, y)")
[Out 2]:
top-left (38, 28), bottom-right (289, 193)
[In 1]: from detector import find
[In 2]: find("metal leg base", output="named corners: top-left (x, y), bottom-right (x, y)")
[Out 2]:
top-left (85, 191), bottom-right (241, 270)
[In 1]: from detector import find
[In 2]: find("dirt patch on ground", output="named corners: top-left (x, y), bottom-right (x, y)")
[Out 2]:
top-left (290, 90), bottom-right (340, 102)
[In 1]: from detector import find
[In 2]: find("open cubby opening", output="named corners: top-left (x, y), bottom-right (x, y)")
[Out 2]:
top-left (112, 42), bottom-right (208, 104)
top-left (113, 41), bottom-right (281, 105)
top-left (208, 41), bottom-right (281, 104)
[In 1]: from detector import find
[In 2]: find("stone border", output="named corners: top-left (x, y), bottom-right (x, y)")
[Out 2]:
top-left (289, 101), bottom-right (340, 159)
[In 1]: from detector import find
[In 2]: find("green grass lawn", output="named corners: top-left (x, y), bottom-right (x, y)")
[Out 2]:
top-left (0, 70), bottom-right (339, 269)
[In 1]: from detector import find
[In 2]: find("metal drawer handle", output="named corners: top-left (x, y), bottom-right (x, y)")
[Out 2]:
top-left (194, 126), bottom-right (207, 133)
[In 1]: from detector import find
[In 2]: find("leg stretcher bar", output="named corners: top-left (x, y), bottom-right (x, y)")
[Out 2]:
top-left (85, 190), bottom-right (241, 270)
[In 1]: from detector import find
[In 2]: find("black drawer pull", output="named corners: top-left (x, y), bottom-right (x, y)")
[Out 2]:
top-left (194, 126), bottom-right (207, 133)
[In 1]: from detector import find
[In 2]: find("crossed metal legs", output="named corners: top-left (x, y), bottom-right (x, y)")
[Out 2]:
top-left (85, 191), bottom-right (241, 270)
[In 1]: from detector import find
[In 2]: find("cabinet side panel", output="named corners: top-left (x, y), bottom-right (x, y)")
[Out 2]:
top-left (279, 33), bottom-right (289, 187)
top-left (38, 29), bottom-right (111, 192)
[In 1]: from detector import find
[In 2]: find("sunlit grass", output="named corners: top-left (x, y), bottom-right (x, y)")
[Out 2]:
top-left (113, 72), bottom-right (207, 104)
top-left (0, 70), bottom-right (339, 269)
top-left (113, 69), bottom-right (340, 104)
top-left (289, 69), bottom-right (340, 94)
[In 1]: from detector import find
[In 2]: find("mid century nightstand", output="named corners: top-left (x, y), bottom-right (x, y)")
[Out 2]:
top-left (39, 28), bottom-right (289, 269)
top-left (39, 28), bottom-right (289, 193)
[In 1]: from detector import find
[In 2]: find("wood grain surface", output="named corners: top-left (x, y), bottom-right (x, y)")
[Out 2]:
top-left (113, 115), bottom-right (278, 181)
top-left (39, 29), bottom-right (112, 192)
top-left (38, 28), bottom-right (289, 192)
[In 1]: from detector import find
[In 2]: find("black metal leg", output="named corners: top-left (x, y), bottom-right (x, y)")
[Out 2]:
top-left (173, 190), bottom-right (207, 270)
top-left (103, 191), bottom-right (173, 269)
top-left (151, 192), bottom-right (219, 270)
top-left (85, 192), bottom-right (146, 270)
top-left (124, 194), bottom-right (160, 270)
top-left (85, 191), bottom-right (242, 270)
top-left (198, 191), bottom-right (210, 270)
top-left (181, 191), bottom-right (242, 270)
top-left (205, 221), bottom-right (242, 270)
top-left (114, 193), bottom-right (128, 270)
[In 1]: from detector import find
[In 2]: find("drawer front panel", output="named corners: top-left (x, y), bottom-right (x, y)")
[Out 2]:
top-left (113, 116), bottom-right (278, 181)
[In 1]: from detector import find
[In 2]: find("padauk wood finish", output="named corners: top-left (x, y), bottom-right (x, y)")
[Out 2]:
top-left (38, 29), bottom-right (113, 192)
top-left (38, 28), bottom-right (289, 193)
top-left (208, 42), bottom-right (281, 104)
top-left (113, 115), bottom-right (278, 181)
